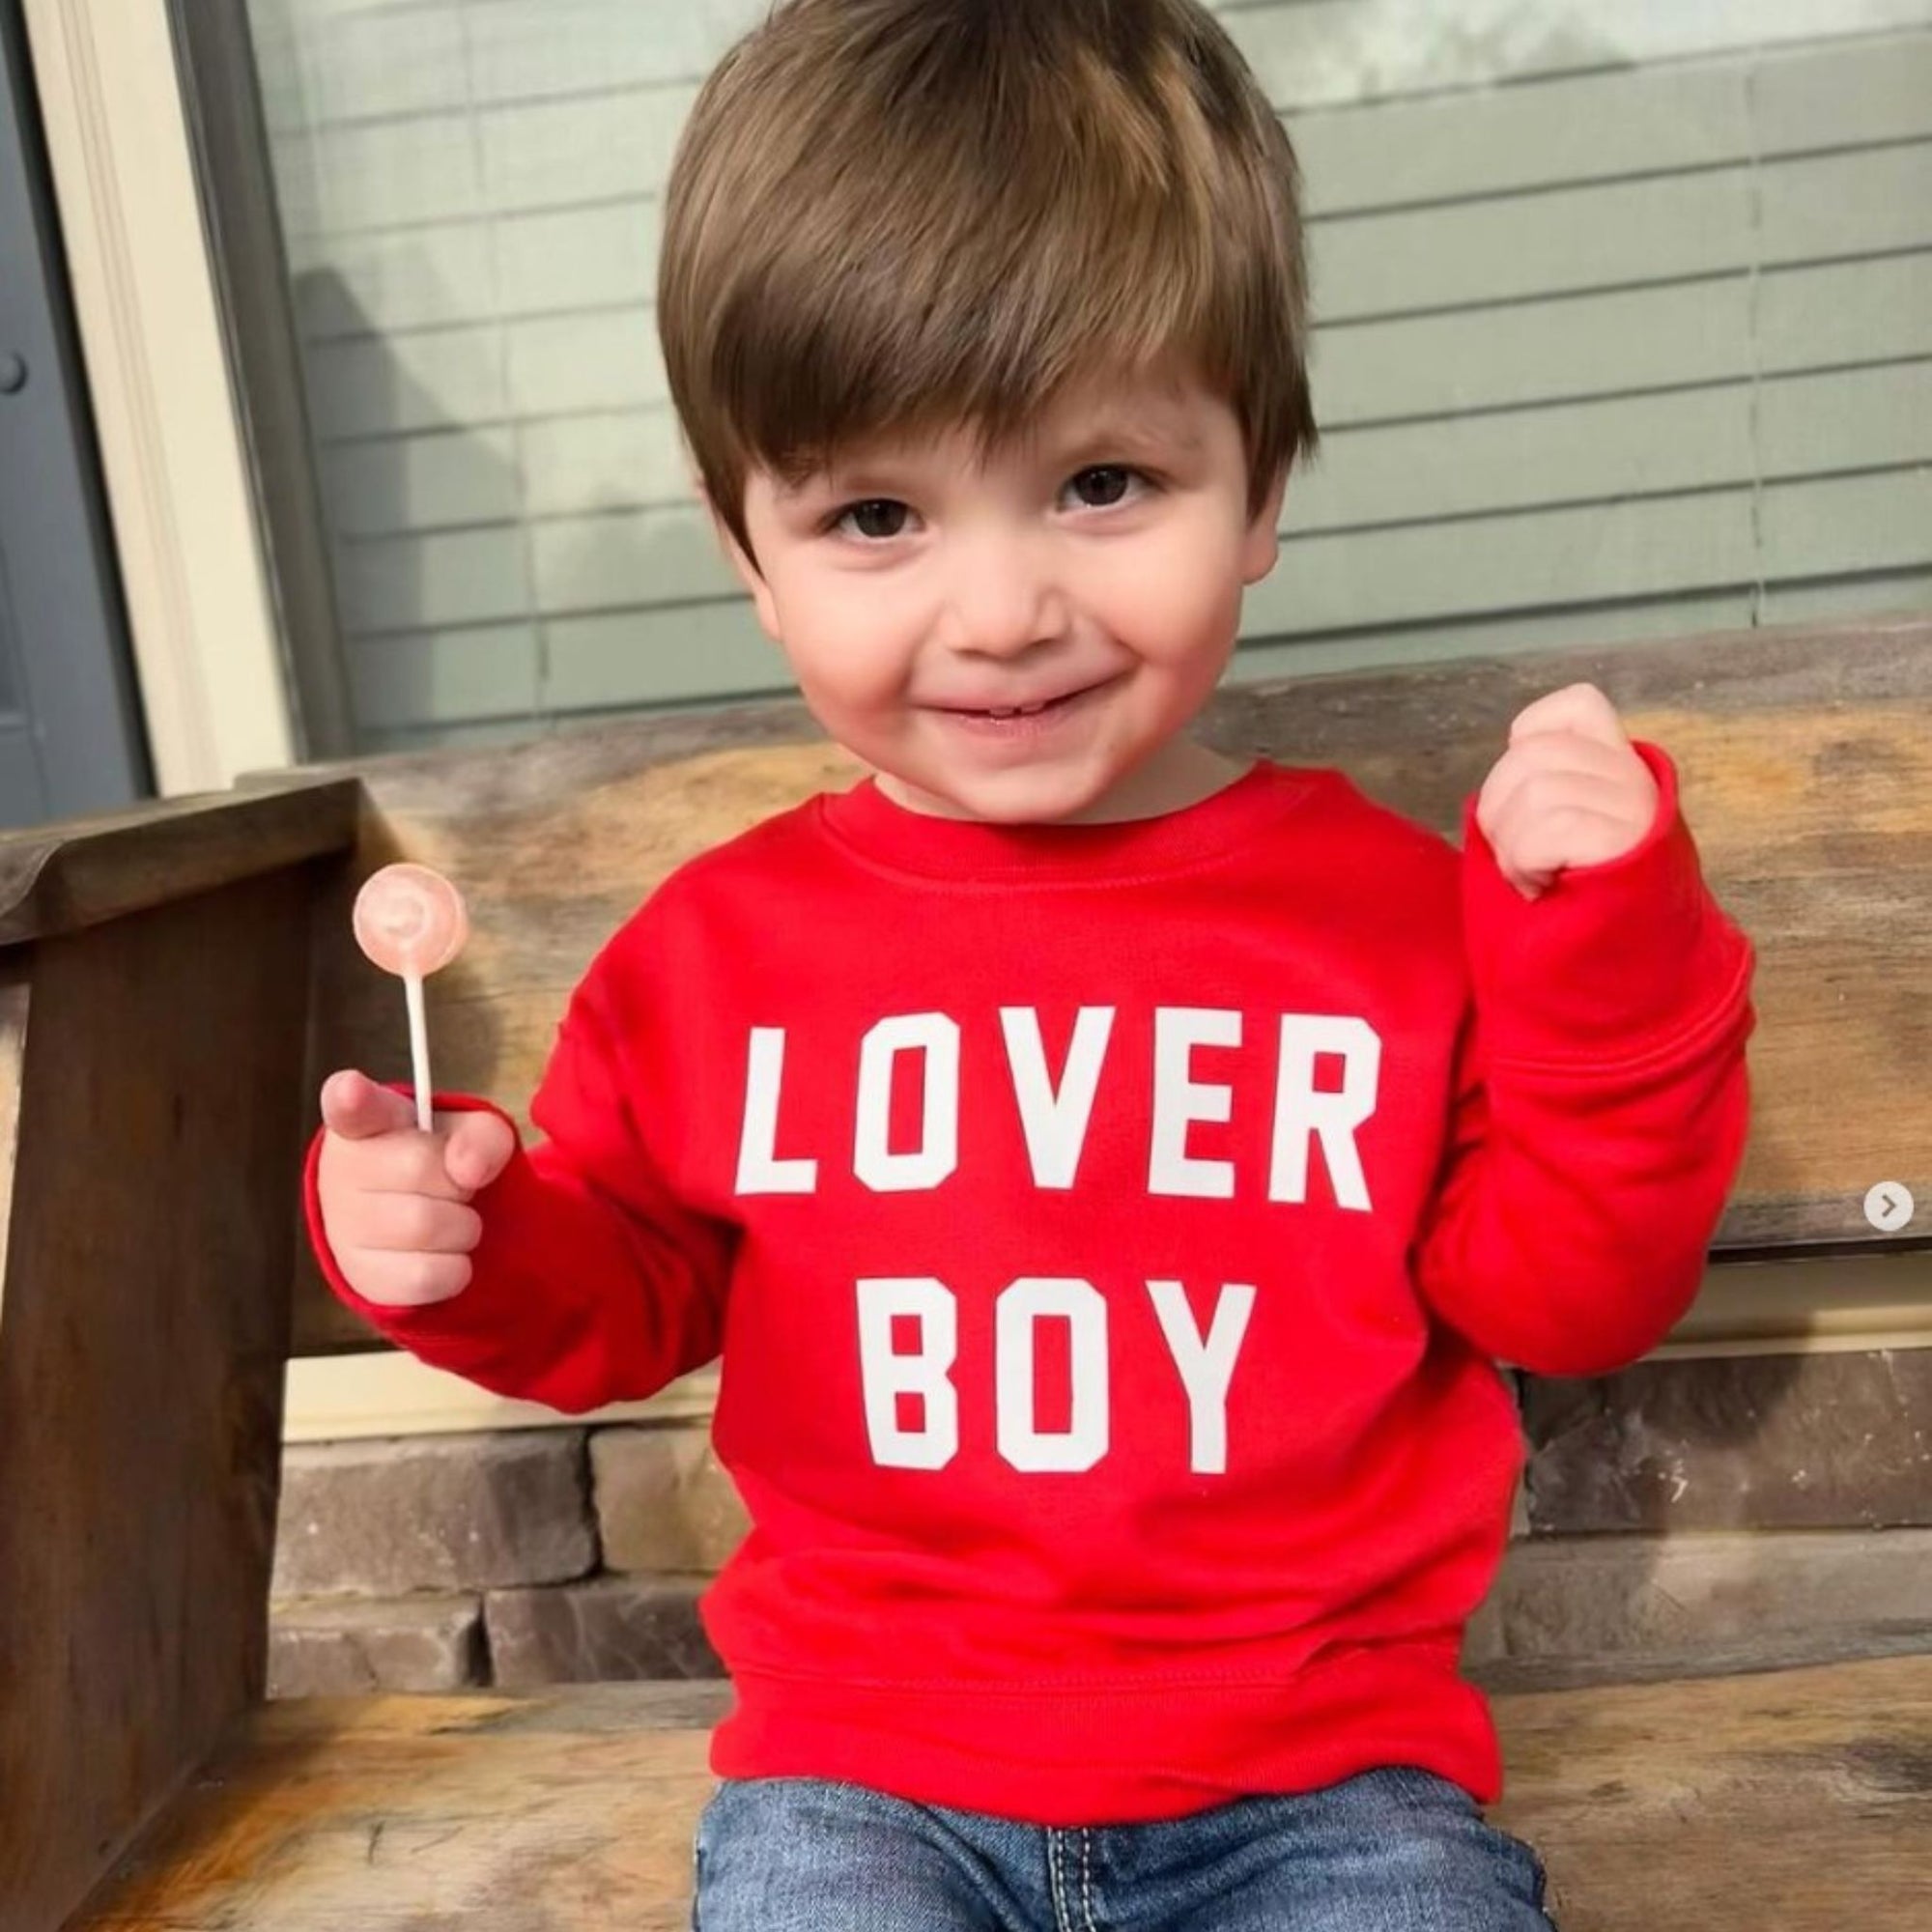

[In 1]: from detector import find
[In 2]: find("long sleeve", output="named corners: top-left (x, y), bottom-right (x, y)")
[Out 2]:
top-left (304, 972), bottom-right (734, 1413)
top-left (1410, 740), bottom-right (1756, 1376)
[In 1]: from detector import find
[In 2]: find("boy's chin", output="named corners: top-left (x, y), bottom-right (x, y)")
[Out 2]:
top-left (882, 758), bottom-right (1126, 826)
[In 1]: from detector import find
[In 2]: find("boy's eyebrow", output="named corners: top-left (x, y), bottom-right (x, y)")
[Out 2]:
top-left (772, 412), bottom-right (1205, 500)
top-left (1053, 413), bottom-right (1203, 464)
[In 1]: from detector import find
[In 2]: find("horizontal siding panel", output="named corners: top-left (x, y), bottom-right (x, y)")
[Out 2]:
top-left (305, 325), bottom-right (506, 439)
top-left (1319, 250), bottom-right (1932, 426)
top-left (1760, 569), bottom-right (1932, 623)
top-left (1754, 27), bottom-right (1932, 149)
top-left (1292, 60), bottom-right (1747, 215)
top-left (1759, 140), bottom-right (1932, 259)
top-left (289, 205), bottom-right (661, 343)
top-left (337, 526), bottom-right (530, 633)
top-left (271, 115), bottom-right (481, 235)
top-left (1315, 166), bottom-right (1749, 322)
top-left (1255, 492), bottom-right (1760, 637)
top-left (494, 203), bottom-right (661, 318)
top-left (479, 87), bottom-right (695, 218)
top-left (1760, 468), bottom-right (1932, 577)
top-left (1227, 0), bottom-right (1932, 112)
top-left (530, 505), bottom-right (734, 613)
top-left (1757, 248), bottom-right (1932, 370)
top-left (503, 310), bottom-right (667, 416)
top-left (1316, 143), bottom-right (1932, 325)
top-left (522, 407), bottom-right (690, 518)
top-left (255, 4), bottom-right (466, 136)
top-left (346, 624), bottom-right (542, 730)
top-left (1228, 590), bottom-right (1756, 684)
top-left (289, 223), bottom-right (497, 336)
top-left (544, 603), bottom-right (781, 711)
top-left (322, 425), bottom-right (522, 538)
top-left (1254, 470), bottom-right (1932, 639)
top-left (462, 0), bottom-right (768, 105)
top-left (1299, 361), bottom-right (1932, 532)
top-left (1295, 388), bottom-right (1750, 532)
top-left (1293, 34), bottom-right (1932, 214)
top-left (1759, 359), bottom-right (1932, 473)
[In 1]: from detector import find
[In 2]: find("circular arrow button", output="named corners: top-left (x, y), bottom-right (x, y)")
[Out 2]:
top-left (1863, 1182), bottom-right (1916, 1234)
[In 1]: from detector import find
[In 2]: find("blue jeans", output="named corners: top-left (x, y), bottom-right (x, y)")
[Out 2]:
top-left (693, 1767), bottom-right (1555, 1929)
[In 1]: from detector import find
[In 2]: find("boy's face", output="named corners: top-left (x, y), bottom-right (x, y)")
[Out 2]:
top-left (714, 364), bottom-right (1286, 824)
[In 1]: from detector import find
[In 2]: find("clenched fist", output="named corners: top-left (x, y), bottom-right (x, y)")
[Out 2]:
top-left (316, 1069), bottom-right (517, 1306)
top-left (1473, 683), bottom-right (1661, 900)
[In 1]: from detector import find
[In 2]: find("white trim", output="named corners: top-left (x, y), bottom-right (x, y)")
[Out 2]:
top-left (285, 1354), bottom-right (722, 1443)
top-left (284, 1252), bottom-right (1932, 1442)
top-left (22, 0), bottom-right (294, 794)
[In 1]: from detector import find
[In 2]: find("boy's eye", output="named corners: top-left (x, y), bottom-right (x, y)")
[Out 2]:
top-left (1068, 465), bottom-right (1137, 508)
top-left (834, 498), bottom-right (909, 541)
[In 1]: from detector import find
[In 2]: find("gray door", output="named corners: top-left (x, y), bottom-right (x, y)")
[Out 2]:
top-left (0, 4), bottom-right (149, 827)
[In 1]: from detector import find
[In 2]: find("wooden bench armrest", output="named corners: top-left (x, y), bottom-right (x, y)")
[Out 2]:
top-left (0, 776), bottom-right (361, 945)
top-left (0, 777), bottom-right (360, 1927)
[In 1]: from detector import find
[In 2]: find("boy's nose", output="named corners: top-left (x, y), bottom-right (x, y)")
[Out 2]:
top-left (940, 543), bottom-right (1068, 659)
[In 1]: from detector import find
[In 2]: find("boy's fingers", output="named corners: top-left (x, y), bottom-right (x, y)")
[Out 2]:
top-left (443, 1110), bottom-right (516, 1195)
top-left (349, 1193), bottom-right (483, 1256)
top-left (338, 1249), bottom-right (472, 1308)
top-left (320, 1068), bottom-right (418, 1142)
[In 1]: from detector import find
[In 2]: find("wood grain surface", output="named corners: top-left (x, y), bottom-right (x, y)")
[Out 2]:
top-left (295, 614), bottom-right (1932, 1350)
top-left (71, 1654), bottom-right (1932, 1931)
top-left (0, 874), bottom-right (316, 1931)
top-left (0, 778), bottom-right (359, 945)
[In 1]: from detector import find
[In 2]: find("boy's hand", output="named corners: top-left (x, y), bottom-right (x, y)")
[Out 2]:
top-left (316, 1069), bottom-right (516, 1306)
top-left (1474, 683), bottom-right (1661, 900)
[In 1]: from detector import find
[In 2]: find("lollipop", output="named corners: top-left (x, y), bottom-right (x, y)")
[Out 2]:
top-left (353, 863), bottom-right (470, 1131)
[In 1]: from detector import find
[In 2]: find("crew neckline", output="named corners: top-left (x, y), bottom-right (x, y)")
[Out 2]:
top-left (814, 757), bottom-right (1321, 884)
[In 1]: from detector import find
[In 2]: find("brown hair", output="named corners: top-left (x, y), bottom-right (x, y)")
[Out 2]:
top-left (658, 0), bottom-right (1318, 561)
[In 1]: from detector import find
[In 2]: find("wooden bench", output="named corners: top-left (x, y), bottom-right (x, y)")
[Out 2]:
top-left (2, 614), bottom-right (1928, 1930)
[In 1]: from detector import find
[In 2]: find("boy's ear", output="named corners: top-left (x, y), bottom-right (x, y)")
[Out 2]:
top-left (1239, 464), bottom-right (1290, 586)
top-left (701, 485), bottom-right (782, 642)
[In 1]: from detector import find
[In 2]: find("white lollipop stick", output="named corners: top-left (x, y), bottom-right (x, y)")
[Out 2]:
top-left (353, 864), bottom-right (471, 1133)
top-left (405, 970), bottom-right (433, 1131)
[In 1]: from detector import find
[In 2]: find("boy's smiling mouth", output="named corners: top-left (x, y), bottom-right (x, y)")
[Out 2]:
top-left (930, 676), bottom-right (1119, 723)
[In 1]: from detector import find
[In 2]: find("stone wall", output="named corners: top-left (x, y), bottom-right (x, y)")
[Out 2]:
top-left (269, 1351), bottom-right (1932, 1696)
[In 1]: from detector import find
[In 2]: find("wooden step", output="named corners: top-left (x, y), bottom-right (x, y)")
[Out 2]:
top-left (73, 1655), bottom-right (1932, 1931)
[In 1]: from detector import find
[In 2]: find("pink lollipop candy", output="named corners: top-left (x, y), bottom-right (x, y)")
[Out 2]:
top-left (353, 864), bottom-right (469, 1129)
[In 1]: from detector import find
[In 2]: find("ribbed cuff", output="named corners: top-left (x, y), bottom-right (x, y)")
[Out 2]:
top-left (1460, 740), bottom-right (1752, 1067)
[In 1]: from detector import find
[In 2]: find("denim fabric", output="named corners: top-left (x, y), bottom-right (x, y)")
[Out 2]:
top-left (692, 1766), bottom-right (1554, 1930)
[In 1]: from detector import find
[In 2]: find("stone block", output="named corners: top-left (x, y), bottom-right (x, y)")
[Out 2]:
top-left (1496, 1526), bottom-right (1932, 1660)
top-left (486, 1575), bottom-right (724, 1689)
top-left (1522, 1350), bottom-right (1932, 1534)
top-left (273, 1430), bottom-right (596, 1597)
top-left (591, 1424), bottom-right (749, 1574)
top-left (269, 1594), bottom-right (483, 1696)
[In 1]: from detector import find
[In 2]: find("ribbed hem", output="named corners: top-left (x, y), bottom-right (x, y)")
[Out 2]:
top-left (706, 1646), bottom-right (1501, 1827)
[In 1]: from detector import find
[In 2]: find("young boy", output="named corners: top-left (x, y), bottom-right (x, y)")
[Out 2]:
top-left (310, 1), bottom-right (1756, 1924)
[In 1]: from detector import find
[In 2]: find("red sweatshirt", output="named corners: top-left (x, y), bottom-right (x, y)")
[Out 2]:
top-left (306, 741), bottom-right (1754, 1825)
